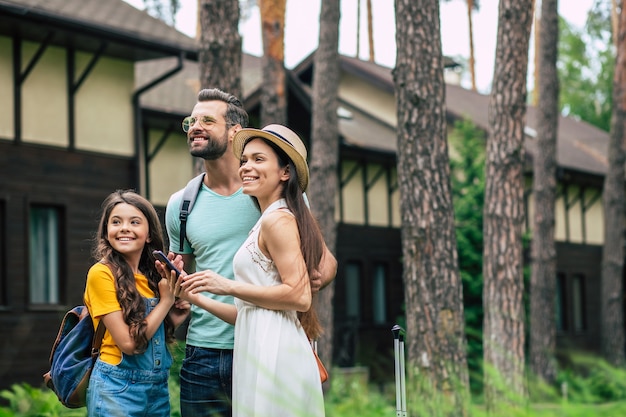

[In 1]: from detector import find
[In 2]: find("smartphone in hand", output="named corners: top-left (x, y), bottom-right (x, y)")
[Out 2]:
top-left (152, 250), bottom-right (181, 278)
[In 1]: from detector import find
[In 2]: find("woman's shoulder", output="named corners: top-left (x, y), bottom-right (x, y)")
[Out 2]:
top-left (262, 208), bottom-right (295, 226)
top-left (260, 209), bottom-right (298, 244)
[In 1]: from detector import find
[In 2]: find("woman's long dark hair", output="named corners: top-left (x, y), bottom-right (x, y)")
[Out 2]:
top-left (257, 140), bottom-right (325, 339)
top-left (92, 190), bottom-right (175, 353)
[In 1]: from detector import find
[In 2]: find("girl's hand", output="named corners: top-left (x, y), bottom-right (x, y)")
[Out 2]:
top-left (155, 252), bottom-right (186, 281)
top-left (158, 275), bottom-right (176, 306)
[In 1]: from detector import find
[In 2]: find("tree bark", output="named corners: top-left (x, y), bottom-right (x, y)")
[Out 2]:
top-left (197, 0), bottom-right (242, 99)
top-left (308, 0), bottom-right (341, 379)
top-left (601, 0), bottom-right (626, 367)
top-left (529, 0), bottom-right (559, 385)
top-left (259, 0), bottom-right (287, 126)
top-left (467, 0), bottom-right (477, 91)
top-left (394, 0), bottom-right (469, 414)
top-left (483, 0), bottom-right (533, 409)
top-left (367, 0), bottom-right (375, 62)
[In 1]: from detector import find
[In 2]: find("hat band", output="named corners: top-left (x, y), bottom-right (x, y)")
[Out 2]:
top-left (265, 130), bottom-right (294, 147)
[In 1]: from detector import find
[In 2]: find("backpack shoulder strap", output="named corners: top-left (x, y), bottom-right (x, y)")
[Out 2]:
top-left (179, 172), bottom-right (206, 252)
top-left (91, 320), bottom-right (106, 358)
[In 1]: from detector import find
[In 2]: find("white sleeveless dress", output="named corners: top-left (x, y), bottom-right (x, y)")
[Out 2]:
top-left (231, 199), bottom-right (325, 417)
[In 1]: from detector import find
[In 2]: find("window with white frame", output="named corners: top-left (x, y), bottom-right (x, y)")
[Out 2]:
top-left (29, 206), bottom-right (61, 304)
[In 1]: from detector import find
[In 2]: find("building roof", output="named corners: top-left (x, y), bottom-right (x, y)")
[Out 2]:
top-left (291, 53), bottom-right (610, 177)
top-left (0, 0), bottom-right (198, 61)
top-left (136, 53), bottom-right (263, 116)
top-left (443, 83), bottom-right (609, 176)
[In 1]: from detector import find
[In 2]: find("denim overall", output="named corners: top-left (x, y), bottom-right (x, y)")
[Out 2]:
top-left (87, 297), bottom-right (172, 417)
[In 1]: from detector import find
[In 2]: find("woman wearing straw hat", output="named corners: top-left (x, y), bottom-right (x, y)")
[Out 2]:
top-left (178, 124), bottom-right (326, 417)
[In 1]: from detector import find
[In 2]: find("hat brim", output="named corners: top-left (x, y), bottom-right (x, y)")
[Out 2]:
top-left (233, 128), bottom-right (309, 192)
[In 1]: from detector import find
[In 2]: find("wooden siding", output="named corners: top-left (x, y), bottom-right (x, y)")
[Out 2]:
top-left (334, 223), bottom-right (403, 382)
top-left (0, 141), bottom-right (135, 390)
top-left (555, 242), bottom-right (602, 353)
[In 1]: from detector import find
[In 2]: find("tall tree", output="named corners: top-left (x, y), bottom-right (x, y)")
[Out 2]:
top-left (612, 0), bottom-right (619, 49)
top-left (601, 0), bottom-right (626, 367)
top-left (197, 0), bottom-right (242, 99)
top-left (529, 0), bottom-right (559, 385)
top-left (259, 0), bottom-right (287, 126)
top-left (466, 0), bottom-right (478, 91)
top-left (394, 0), bottom-right (469, 414)
top-left (482, 0), bottom-right (533, 410)
top-left (356, 0), bottom-right (361, 57)
top-left (442, 0), bottom-right (480, 91)
top-left (366, 0), bottom-right (375, 62)
top-left (308, 0), bottom-right (341, 373)
top-left (532, 0), bottom-right (539, 106)
top-left (143, 0), bottom-right (180, 26)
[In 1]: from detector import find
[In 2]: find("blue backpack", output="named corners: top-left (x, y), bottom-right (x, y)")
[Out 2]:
top-left (43, 305), bottom-right (105, 408)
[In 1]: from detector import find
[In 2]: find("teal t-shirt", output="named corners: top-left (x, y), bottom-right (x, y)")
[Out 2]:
top-left (165, 183), bottom-right (260, 349)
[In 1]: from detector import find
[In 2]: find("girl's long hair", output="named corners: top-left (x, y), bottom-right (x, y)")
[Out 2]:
top-left (92, 190), bottom-right (175, 353)
top-left (259, 140), bottom-right (325, 340)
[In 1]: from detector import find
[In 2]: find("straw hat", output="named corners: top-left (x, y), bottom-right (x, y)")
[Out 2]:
top-left (232, 124), bottom-right (309, 192)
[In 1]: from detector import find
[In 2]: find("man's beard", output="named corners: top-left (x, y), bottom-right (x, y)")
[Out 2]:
top-left (190, 136), bottom-right (228, 160)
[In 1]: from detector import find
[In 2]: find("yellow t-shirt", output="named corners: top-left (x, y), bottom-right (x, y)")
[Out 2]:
top-left (83, 262), bottom-right (156, 365)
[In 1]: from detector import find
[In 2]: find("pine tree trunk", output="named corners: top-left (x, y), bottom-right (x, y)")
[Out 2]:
top-left (308, 0), bottom-right (341, 377)
top-left (197, 0), bottom-right (242, 99)
top-left (366, 0), bottom-right (374, 62)
top-left (259, 0), bottom-right (287, 126)
top-left (394, 0), bottom-right (469, 414)
top-left (601, 2), bottom-right (626, 367)
top-left (529, 0), bottom-right (559, 385)
top-left (467, 0), bottom-right (477, 91)
top-left (483, 0), bottom-right (533, 409)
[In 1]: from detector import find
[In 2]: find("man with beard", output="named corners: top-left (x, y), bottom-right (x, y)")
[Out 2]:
top-left (164, 88), bottom-right (336, 417)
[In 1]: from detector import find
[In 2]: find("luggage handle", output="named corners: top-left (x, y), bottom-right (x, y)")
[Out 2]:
top-left (392, 325), bottom-right (407, 417)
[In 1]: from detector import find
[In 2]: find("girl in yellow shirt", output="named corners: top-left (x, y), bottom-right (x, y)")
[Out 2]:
top-left (83, 190), bottom-right (188, 417)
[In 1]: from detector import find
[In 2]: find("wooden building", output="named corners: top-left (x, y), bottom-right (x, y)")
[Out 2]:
top-left (0, 0), bottom-right (197, 389)
top-left (0, 0), bottom-right (615, 390)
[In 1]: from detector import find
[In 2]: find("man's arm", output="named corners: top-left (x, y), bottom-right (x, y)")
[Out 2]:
top-left (311, 244), bottom-right (337, 293)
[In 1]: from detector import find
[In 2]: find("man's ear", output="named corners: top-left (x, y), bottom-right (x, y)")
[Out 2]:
top-left (229, 124), bottom-right (242, 141)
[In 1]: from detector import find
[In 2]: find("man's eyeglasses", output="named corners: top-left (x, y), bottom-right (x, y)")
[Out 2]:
top-left (182, 115), bottom-right (232, 132)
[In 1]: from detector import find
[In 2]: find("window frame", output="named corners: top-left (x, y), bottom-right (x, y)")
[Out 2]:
top-left (27, 203), bottom-right (66, 308)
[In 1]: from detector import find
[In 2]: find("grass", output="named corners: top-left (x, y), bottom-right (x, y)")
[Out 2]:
top-left (3, 349), bottom-right (626, 417)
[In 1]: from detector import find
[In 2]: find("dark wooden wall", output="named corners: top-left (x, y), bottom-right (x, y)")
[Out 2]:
top-left (555, 242), bottom-right (602, 353)
top-left (0, 141), bottom-right (135, 390)
top-left (334, 224), bottom-right (403, 382)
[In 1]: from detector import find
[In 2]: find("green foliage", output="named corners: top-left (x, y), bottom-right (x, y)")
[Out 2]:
top-left (0, 383), bottom-right (85, 417)
top-left (324, 373), bottom-right (395, 417)
top-left (6, 359), bottom-right (626, 417)
top-left (556, 353), bottom-right (626, 403)
top-left (169, 339), bottom-right (186, 385)
top-left (449, 118), bottom-right (486, 394)
top-left (0, 341), bottom-right (187, 417)
top-left (557, 9), bottom-right (613, 131)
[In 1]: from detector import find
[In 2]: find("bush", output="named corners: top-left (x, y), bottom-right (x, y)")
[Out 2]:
top-left (556, 353), bottom-right (626, 403)
top-left (324, 371), bottom-right (395, 417)
top-left (0, 383), bottom-right (85, 417)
